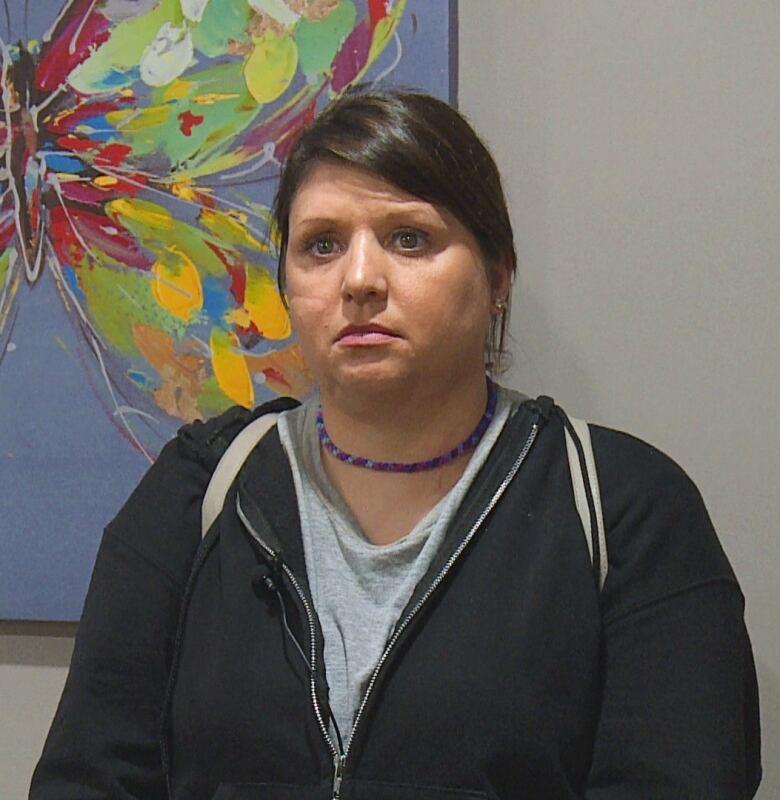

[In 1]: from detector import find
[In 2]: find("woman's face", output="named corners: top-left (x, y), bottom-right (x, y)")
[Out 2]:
top-left (284, 161), bottom-right (505, 400)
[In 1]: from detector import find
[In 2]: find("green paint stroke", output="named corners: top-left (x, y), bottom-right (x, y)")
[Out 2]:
top-left (106, 198), bottom-right (238, 279)
top-left (69, 0), bottom-right (183, 93)
top-left (191, 0), bottom-right (252, 58)
top-left (0, 248), bottom-right (11, 288)
top-left (127, 61), bottom-right (260, 169)
top-left (295, 1), bottom-right (357, 78)
top-left (197, 374), bottom-right (235, 416)
top-left (78, 257), bottom-right (186, 357)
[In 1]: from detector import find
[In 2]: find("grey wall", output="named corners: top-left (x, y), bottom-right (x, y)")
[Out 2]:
top-left (459, 2), bottom-right (779, 796)
top-left (2, 2), bottom-right (777, 797)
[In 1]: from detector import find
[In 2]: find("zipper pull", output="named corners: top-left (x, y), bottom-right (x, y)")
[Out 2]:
top-left (332, 752), bottom-right (345, 799)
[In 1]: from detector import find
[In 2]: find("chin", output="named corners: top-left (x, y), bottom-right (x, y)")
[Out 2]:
top-left (324, 360), bottom-right (415, 398)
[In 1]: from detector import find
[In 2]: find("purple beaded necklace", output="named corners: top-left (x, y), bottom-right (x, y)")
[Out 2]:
top-left (316, 380), bottom-right (498, 473)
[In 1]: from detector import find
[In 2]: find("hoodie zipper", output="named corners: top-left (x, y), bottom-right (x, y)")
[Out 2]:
top-left (236, 499), bottom-right (340, 769)
top-left (238, 417), bottom-right (539, 798)
top-left (342, 421), bottom-right (539, 768)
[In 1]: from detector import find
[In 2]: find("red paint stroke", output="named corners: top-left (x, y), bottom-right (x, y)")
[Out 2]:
top-left (51, 205), bottom-right (151, 270)
top-left (95, 143), bottom-right (133, 167)
top-left (242, 93), bottom-right (320, 161)
top-left (58, 181), bottom-right (109, 206)
top-left (262, 367), bottom-right (291, 389)
top-left (228, 263), bottom-right (246, 305)
top-left (59, 173), bottom-right (148, 205)
top-left (178, 110), bottom-right (205, 137)
top-left (56, 133), bottom-right (100, 153)
top-left (36, 0), bottom-right (112, 93)
top-left (368, 0), bottom-right (388, 27)
top-left (331, 20), bottom-right (372, 92)
top-left (47, 98), bottom-right (131, 135)
top-left (107, 172), bottom-right (148, 196)
top-left (238, 321), bottom-right (261, 339)
top-left (206, 241), bottom-right (246, 303)
top-left (50, 206), bottom-right (86, 265)
top-left (0, 213), bottom-right (16, 250)
top-left (29, 188), bottom-right (41, 238)
top-left (273, 100), bottom-right (317, 162)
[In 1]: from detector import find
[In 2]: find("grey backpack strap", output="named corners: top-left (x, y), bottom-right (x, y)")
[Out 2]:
top-left (201, 412), bottom-right (279, 537)
top-left (563, 417), bottom-right (608, 590)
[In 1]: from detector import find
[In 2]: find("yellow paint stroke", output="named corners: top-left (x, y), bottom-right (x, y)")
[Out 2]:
top-left (162, 77), bottom-right (192, 102)
top-left (224, 307), bottom-right (251, 327)
top-left (243, 265), bottom-right (291, 339)
top-left (210, 328), bottom-right (254, 407)
top-left (193, 92), bottom-right (241, 105)
top-left (170, 181), bottom-right (203, 203)
top-left (106, 104), bottom-right (171, 132)
top-left (0, 270), bottom-right (21, 334)
top-left (199, 207), bottom-right (268, 252)
top-left (244, 31), bottom-right (298, 104)
top-left (94, 175), bottom-right (119, 187)
top-left (108, 197), bottom-right (175, 232)
top-left (133, 324), bottom-right (206, 422)
top-left (152, 246), bottom-right (203, 321)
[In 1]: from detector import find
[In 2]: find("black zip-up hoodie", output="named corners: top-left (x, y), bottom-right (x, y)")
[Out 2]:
top-left (30, 397), bottom-right (761, 800)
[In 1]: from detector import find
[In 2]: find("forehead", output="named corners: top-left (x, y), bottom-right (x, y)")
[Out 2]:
top-left (289, 161), bottom-right (441, 224)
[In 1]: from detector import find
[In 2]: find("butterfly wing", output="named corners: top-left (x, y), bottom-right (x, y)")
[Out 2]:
top-left (31, 0), bottom-right (406, 454)
top-left (0, 61), bottom-right (21, 358)
top-left (0, 211), bottom-right (21, 362)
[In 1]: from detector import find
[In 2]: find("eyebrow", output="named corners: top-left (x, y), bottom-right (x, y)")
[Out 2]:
top-left (291, 206), bottom-right (446, 231)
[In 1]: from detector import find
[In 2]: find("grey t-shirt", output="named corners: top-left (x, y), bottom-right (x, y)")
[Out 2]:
top-left (277, 386), bottom-right (522, 743)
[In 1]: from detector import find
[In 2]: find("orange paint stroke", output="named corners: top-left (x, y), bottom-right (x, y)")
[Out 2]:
top-left (133, 325), bottom-right (207, 423)
top-left (245, 343), bottom-right (312, 399)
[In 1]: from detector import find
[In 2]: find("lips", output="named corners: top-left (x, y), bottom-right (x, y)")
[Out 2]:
top-left (335, 323), bottom-right (401, 345)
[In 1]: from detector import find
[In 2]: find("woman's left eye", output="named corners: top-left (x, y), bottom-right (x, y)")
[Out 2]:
top-left (393, 229), bottom-right (428, 251)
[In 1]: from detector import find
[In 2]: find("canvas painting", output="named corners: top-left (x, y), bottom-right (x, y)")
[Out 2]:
top-left (0, 0), bottom-right (457, 620)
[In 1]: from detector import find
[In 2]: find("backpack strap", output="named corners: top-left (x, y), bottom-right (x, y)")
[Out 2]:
top-left (201, 412), bottom-right (279, 537)
top-left (562, 415), bottom-right (608, 591)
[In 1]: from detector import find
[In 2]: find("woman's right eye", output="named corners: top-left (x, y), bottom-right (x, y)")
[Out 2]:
top-left (307, 235), bottom-right (338, 257)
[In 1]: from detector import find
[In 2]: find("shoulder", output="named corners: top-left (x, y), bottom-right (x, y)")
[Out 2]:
top-left (177, 396), bottom-right (301, 471)
top-left (589, 424), bottom-right (704, 518)
top-left (586, 423), bottom-right (739, 622)
top-left (105, 398), bottom-right (300, 587)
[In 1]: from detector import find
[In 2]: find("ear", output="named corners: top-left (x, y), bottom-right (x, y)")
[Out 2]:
top-left (491, 254), bottom-right (513, 310)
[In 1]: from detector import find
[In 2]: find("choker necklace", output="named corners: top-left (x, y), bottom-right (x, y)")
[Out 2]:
top-left (316, 380), bottom-right (498, 473)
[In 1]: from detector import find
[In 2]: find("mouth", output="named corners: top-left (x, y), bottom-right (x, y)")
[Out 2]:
top-left (335, 324), bottom-right (401, 346)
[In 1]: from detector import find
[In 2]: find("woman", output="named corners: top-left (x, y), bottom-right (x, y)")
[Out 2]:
top-left (31, 88), bottom-right (761, 799)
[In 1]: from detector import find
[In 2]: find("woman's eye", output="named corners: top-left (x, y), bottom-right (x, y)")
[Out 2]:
top-left (308, 236), bottom-right (337, 256)
top-left (394, 229), bottom-right (427, 251)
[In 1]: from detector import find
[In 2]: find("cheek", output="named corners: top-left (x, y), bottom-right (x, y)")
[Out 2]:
top-left (414, 267), bottom-right (492, 335)
top-left (287, 293), bottom-right (334, 349)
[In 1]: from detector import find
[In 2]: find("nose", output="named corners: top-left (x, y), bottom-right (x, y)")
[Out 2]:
top-left (340, 230), bottom-right (388, 305)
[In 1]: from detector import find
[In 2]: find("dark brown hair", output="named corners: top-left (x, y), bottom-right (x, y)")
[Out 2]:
top-left (272, 86), bottom-right (516, 373)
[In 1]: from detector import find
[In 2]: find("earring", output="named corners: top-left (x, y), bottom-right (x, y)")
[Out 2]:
top-left (494, 298), bottom-right (507, 313)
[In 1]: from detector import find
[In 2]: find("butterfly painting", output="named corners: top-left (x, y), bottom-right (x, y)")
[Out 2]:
top-left (0, 0), bottom-right (456, 620)
top-left (0, 0), bottom-right (419, 461)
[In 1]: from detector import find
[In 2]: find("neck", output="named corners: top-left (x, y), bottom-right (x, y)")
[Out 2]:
top-left (318, 372), bottom-right (491, 465)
